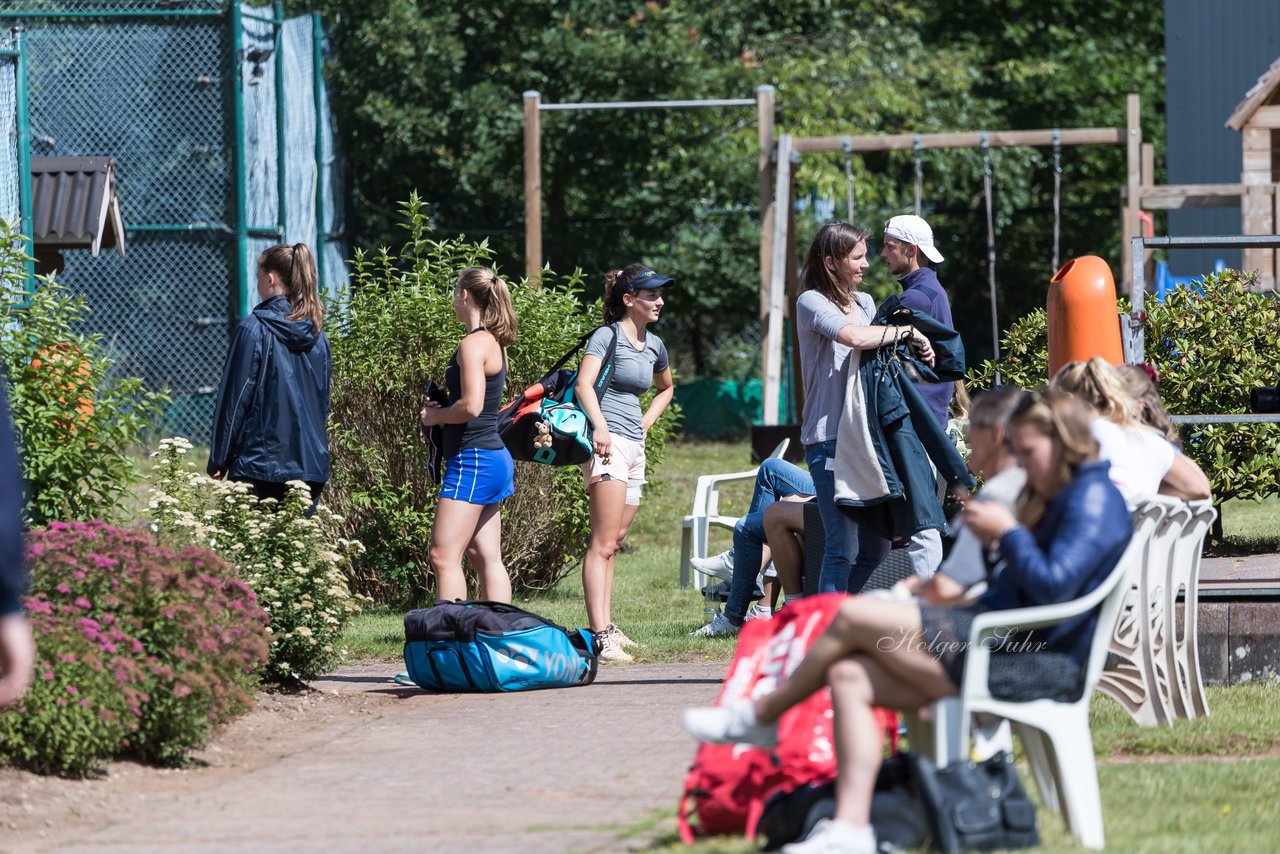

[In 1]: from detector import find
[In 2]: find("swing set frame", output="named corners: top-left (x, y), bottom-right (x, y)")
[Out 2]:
top-left (757, 94), bottom-right (1145, 425)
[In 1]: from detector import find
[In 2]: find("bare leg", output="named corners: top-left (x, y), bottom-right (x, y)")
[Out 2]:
top-left (755, 596), bottom-right (950, 723)
top-left (765, 501), bottom-right (808, 595)
top-left (464, 502), bottom-right (511, 603)
top-left (584, 478), bottom-right (628, 631)
top-left (604, 502), bottom-right (641, 624)
top-left (827, 655), bottom-right (949, 825)
top-left (429, 497), bottom-right (486, 601)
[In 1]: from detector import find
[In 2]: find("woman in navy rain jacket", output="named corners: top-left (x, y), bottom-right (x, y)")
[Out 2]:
top-left (685, 389), bottom-right (1132, 854)
top-left (208, 243), bottom-right (331, 507)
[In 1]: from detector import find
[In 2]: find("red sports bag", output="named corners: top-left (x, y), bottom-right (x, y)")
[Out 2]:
top-left (677, 594), bottom-right (900, 843)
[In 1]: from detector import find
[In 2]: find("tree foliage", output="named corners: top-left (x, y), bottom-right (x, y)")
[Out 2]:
top-left (288, 0), bottom-right (1162, 375)
top-left (968, 270), bottom-right (1280, 506)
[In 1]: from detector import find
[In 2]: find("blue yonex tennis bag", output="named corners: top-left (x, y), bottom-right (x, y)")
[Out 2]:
top-left (403, 600), bottom-right (600, 692)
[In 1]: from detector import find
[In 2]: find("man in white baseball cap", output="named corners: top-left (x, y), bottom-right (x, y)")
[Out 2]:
top-left (880, 214), bottom-right (956, 582)
top-left (883, 214), bottom-right (945, 264)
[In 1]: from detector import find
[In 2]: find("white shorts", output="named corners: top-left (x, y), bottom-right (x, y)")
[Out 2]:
top-left (583, 432), bottom-right (647, 505)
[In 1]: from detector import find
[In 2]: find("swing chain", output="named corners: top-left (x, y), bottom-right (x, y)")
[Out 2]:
top-left (913, 134), bottom-right (923, 216)
top-left (980, 132), bottom-right (1001, 382)
top-left (1052, 129), bottom-right (1062, 274)
top-left (842, 137), bottom-right (855, 223)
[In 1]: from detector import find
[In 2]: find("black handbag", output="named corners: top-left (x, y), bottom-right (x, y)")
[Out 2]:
top-left (757, 751), bottom-right (1037, 854)
top-left (757, 754), bottom-right (931, 852)
top-left (1249, 385), bottom-right (1280, 413)
top-left (914, 751), bottom-right (1040, 853)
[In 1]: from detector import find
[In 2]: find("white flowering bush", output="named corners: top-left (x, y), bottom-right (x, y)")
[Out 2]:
top-left (145, 438), bottom-right (368, 680)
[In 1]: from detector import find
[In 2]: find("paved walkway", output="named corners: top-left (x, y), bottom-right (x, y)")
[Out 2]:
top-left (33, 662), bottom-right (726, 854)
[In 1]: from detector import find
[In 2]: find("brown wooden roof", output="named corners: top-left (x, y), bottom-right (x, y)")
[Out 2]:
top-left (30, 156), bottom-right (125, 257)
top-left (1227, 56), bottom-right (1280, 131)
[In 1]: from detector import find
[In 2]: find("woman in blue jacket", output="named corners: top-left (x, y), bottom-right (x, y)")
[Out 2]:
top-left (684, 389), bottom-right (1133, 854)
top-left (208, 243), bottom-right (331, 508)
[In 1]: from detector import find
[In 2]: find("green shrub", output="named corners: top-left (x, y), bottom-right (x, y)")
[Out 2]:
top-left (325, 195), bottom-right (679, 606)
top-left (0, 219), bottom-right (167, 525)
top-left (967, 270), bottom-right (1280, 504)
top-left (0, 521), bottom-right (270, 774)
top-left (146, 438), bottom-right (366, 680)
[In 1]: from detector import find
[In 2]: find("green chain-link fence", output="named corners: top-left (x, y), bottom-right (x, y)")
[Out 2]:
top-left (0, 1), bottom-right (346, 439)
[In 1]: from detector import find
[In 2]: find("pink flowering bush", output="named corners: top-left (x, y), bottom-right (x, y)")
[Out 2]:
top-left (0, 606), bottom-right (139, 776)
top-left (0, 521), bottom-right (270, 774)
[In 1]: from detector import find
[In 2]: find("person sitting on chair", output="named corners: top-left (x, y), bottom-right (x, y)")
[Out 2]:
top-left (683, 389), bottom-right (1132, 854)
top-left (691, 458), bottom-right (815, 637)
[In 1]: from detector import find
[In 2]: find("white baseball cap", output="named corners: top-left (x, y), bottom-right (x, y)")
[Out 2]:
top-left (884, 215), bottom-right (944, 264)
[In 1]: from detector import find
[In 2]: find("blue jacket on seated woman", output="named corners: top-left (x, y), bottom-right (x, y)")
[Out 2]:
top-left (978, 460), bottom-right (1133, 668)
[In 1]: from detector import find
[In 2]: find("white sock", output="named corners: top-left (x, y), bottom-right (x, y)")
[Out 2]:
top-left (785, 592), bottom-right (806, 603)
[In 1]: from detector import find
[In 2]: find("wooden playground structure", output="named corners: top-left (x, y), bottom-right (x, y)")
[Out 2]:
top-left (523, 73), bottom-right (1280, 425)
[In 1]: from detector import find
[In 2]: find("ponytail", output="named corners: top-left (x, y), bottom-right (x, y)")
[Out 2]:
top-left (456, 266), bottom-right (518, 347)
top-left (258, 243), bottom-right (324, 332)
top-left (603, 263), bottom-right (647, 324)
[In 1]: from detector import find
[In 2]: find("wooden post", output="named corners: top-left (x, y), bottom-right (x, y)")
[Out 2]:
top-left (1122, 93), bottom-right (1142, 298)
top-left (523, 90), bottom-right (542, 283)
top-left (757, 85), bottom-right (776, 323)
top-left (784, 158), bottom-right (802, 423)
top-left (762, 135), bottom-right (793, 426)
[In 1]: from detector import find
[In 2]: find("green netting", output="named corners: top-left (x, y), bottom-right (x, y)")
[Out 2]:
top-left (2, 2), bottom-right (347, 439)
top-left (674, 377), bottom-right (763, 440)
top-left (4, 1), bottom-right (224, 12)
top-left (0, 39), bottom-right (18, 225)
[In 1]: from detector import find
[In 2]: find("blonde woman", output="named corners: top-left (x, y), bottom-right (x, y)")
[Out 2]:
top-left (575, 265), bottom-right (675, 662)
top-left (209, 243), bottom-right (330, 509)
top-left (1051, 357), bottom-right (1209, 502)
top-left (420, 267), bottom-right (519, 603)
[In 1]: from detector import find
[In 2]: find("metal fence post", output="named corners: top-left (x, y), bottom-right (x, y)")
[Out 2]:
top-left (12, 25), bottom-right (33, 291)
top-left (311, 11), bottom-right (326, 288)
top-left (230, 1), bottom-right (249, 318)
top-left (274, 0), bottom-right (286, 242)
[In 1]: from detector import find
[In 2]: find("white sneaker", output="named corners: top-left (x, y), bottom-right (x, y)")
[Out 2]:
top-left (781, 818), bottom-right (876, 854)
top-left (691, 549), bottom-right (735, 581)
top-left (606, 623), bottom-right (639, 650)
top-left (745, 604), bottom-right (772, 622)
top-left (597, 630), bottom-right (633, 663)
top-left (683, 697), bottom-right (778, 747)
top-left (690, 612), bottom-right (741, 638)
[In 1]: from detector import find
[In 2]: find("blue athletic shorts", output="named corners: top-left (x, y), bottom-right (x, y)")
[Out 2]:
top-left (440, 446), bottom-right (516, 505)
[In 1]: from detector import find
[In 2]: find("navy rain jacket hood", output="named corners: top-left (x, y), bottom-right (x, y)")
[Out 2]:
top-left (208, 294), bottom-right (331, 484)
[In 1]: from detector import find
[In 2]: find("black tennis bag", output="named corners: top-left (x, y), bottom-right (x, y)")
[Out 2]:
top-left (759, 751), bottom-right (1038, 853)
top-left (496, 326), bottom-right (617, 466)
top-left (403, 600), bottom-right (600, 692)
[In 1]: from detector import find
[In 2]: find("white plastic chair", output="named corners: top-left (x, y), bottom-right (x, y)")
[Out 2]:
top-left (1163, 499), bottom-right (1217, 719)
top-left (910, 499), bottom-right (1163, 850)
top-left (1097, 494), bottom-right (1188, 727)
top-left (679, 438), bottom-right (790, 589)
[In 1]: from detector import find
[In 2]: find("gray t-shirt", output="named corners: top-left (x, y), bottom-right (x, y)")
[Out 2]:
top-left (795, 289), bottom-right (876, 446)
top-left (584, 323), bottom-right (669, 441)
